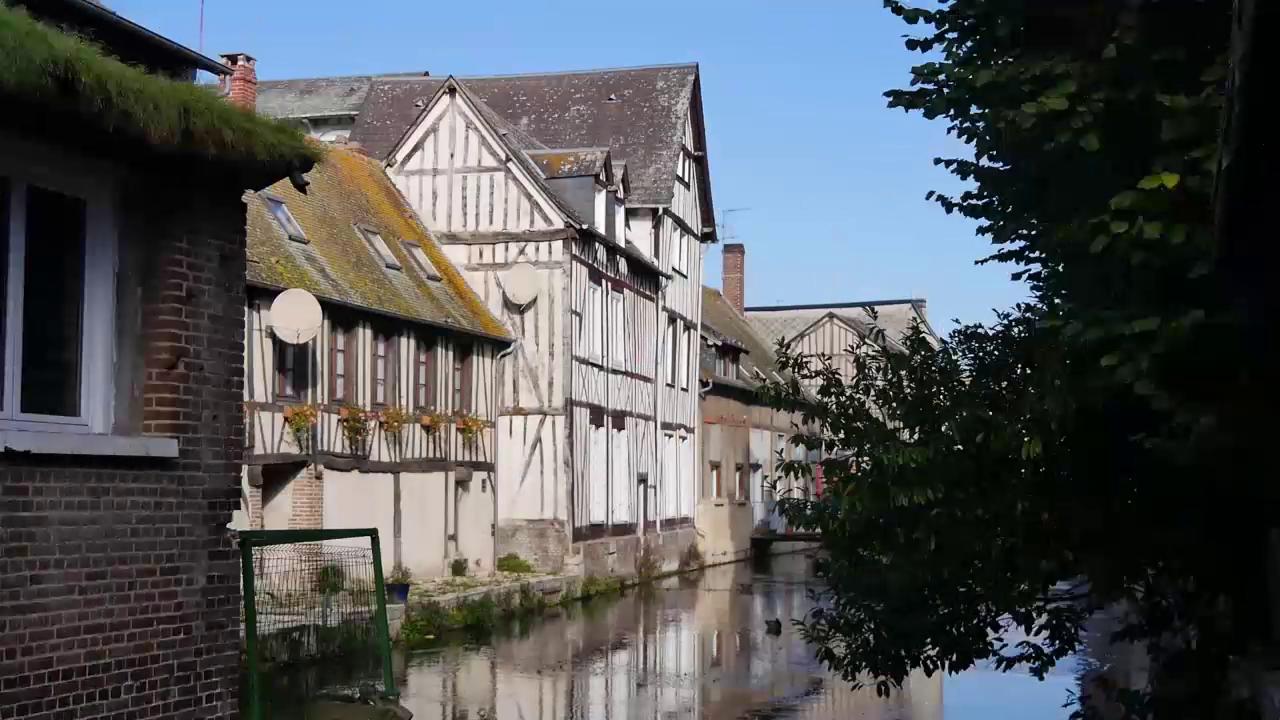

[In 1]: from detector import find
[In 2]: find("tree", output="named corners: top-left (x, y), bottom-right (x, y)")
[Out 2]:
top-left (760, 1), bottom-right (1274, 717)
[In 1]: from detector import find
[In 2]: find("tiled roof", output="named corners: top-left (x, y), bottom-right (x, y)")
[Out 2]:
top-left (246, 148), bottom-right (510, 341)
top-left (701, 286), bottom-right (787, 390)
top-left (744, 299), bottom-right (935, 353)
top-left (527, 148), bottom-right (610, 178)
top-left (257, 63), bottom-right (704, 208)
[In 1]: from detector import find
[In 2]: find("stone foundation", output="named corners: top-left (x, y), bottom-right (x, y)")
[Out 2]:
top-left (573, 527), bottom-right (698, 579)
top-left (496, 519), bottom-right (570, 574)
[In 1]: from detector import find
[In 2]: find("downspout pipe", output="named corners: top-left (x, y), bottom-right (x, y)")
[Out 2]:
top-left (654, 274), bottom-right (669, 536)
top-left (491, 339), bottom-right (518, 574)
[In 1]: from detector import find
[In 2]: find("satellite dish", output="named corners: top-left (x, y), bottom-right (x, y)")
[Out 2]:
top-left (502, 263), bottom-right (540, 307)
top-left (268, 288), bottom-right (322, 345)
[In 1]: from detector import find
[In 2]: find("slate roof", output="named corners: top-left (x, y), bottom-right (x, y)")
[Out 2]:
top-left (744, 299), bottom-right (936, 354)
top-left (246, 147), bottom-right (510, 342)
top-left (701, 286), bottom-right (788, 391)
top-left (257, 63), bottom-right (705, 210)
top-left (527, 148), bottom-right (610, 178)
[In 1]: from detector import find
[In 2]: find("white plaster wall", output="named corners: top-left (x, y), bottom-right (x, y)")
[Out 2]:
top-left (400, 471), bottom-right (448, 578)
top-left (455, 472), bottom-right (495, 574)
top-left (323, 471), bottom-right (396, 570)
top-left (261, 472), bottom-right (295, 531)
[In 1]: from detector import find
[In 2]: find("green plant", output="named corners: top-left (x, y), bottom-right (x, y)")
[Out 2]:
top-left (419, 410), bottom-right (449, 434)
top-left (386, 563), bottom-right (412, 585)
top-left (0, 5), bottom-right (319, 170)
top-left (578, 575), bottom-right (620, 599)
top-left (449, 557), bottom-right (468, 577)
top-left (282, 403), bottom-right (318, 449)
top-left (677, 542), bottom-right (704, 572)
top-left (379, 406), bottom-right (410, 437)
top-left (634, 543), bottom-right (661, 580)
top-left (496, 553), bottom-right (536, 574)
top-left (313, 565), bottom-right (345, 595)
top-left (338, 404), bottom-right (371, 454)
top-left (454, 412), bottom-right (485, 444)
top-left (757, 0), bottom-right (1260, 714)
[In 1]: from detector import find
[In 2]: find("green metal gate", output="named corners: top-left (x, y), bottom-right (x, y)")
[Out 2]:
top-left (239, 529), bottom-right (396, 720)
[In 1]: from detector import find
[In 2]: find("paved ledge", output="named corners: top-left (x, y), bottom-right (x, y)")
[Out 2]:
top-left (0, 431), bottom-right (179, 458)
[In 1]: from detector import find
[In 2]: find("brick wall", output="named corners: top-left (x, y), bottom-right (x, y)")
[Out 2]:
top-left (722, 243), bottom-right (745, 314)
top-left (289, 465), bottom-right (323, 529)
top-left (0, 188), bottom-right (249, 720)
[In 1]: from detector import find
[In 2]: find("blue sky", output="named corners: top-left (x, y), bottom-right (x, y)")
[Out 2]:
top-left (112, 0), bottom-right (1027, 331)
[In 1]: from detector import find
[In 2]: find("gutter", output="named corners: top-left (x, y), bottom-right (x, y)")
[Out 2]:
top-left (491, 341), bottom-right (518, 573)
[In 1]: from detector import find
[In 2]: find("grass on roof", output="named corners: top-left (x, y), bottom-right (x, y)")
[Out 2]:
top-left (0, 3), bottom-right (321, 169)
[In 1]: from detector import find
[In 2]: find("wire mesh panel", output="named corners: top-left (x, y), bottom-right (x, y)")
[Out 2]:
top-left (240, 529), bottom-right (395, 720)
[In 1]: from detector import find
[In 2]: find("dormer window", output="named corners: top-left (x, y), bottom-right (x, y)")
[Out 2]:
top-left (405, 241), bottom-right (441, 280)
top-left (265, 196), bottom-right (306, 243)
top-left (716, 349), bottom-right (739, 379)
top-left (357, 225), bottom-right (401, 270)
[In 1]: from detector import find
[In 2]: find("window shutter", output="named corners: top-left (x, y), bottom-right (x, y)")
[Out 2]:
top-left (345, 327), bottom-right (357, 403)
top-left (459, 344), bottom-right (474, 412)
top-left (388, 335), bottom-right (399, 405)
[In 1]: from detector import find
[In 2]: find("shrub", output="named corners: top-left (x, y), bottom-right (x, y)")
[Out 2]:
top-left (677, 542), bottom-right (704, 572)
top-left (314, 565), bottom-right (345, 595)
top-left (450, 557), bottom-right (468, 577)
top-left (496, 553), bottom-right (536, 574)
top-left (387, 563), bottom-right (412, 585)
top-left (634, 543), bottom-right (661, 580)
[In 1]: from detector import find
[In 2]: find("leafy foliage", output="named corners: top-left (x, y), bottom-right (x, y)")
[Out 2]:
top-left (496, 553), bottom-right (537, 574)
top-left (761, 1), bottom-right (1269, 716)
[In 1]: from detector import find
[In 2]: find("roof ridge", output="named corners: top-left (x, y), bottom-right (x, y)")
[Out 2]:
top-left (527, 147), bottom-right (612, 154)
top-left (744, 298), bottom-right (925, 312)
top-left (269, 62), bottom-right (699, 85)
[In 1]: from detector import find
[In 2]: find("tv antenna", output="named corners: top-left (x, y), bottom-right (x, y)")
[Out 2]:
top-left (198, 0), bottom-right (205, 53)
top-left (718, 208), bottom-right (751, 242)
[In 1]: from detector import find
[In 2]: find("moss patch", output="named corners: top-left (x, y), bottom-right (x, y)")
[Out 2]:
top-left (0, 4), bottom-right (319, 170)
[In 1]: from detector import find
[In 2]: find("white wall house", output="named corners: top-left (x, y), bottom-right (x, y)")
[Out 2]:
top-left (234, 146), bottom-right (512, 580)
top-left (256, 63), bottom-right (717, 572)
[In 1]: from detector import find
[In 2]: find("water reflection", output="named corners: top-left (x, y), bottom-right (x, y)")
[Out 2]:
top-left (396, 553), bottom-right (943, 720)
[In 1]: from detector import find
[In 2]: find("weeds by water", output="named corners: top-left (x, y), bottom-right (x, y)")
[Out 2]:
top-left (496, 553), bottom-right (536, 574)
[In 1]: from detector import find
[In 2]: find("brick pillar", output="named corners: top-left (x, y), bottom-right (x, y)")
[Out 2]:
top-left (220, 53), bottom-right (258, 110)
top-left (722, 243), bottom-right (745, 314)
top-left (290, 464), bottom-right (324, 529)
top-left (247, 485), bottom-right (264, 530)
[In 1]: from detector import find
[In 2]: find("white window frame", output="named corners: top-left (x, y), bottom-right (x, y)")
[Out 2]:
top-left (588, 277), bottom-right (604, 362)
top-left (678, 325), bottom-right (690, 390)
top-left (264, 195), bottom-right (307, 242)
top-left (405, 241), bottom-right (441, 280)
top-left (1, 144), bottom-right (116, 436)
top-left (357, 225), bottom-right (401, 270)
top-left (610, 288), bottom-right (625, 369)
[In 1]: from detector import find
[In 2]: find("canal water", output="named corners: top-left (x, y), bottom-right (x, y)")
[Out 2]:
top-left (390, 551), bottom-right (1080, 719)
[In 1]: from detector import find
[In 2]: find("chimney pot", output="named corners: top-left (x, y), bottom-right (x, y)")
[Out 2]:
top-left (220, 53), bottom-right (258, 110)
top-left (723, 243), bottom-right (745, 314)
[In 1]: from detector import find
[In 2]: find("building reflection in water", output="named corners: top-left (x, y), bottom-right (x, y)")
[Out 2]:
top-left (395, 552), bottom-right (943, 720)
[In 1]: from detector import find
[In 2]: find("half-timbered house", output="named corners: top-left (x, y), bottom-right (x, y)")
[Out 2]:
top-left (722, 244), bottom-right (938, 386)
top-left (256, 65), bottom-right (716, 572)
top-left (699, 282), bottom-right (820, 565)
top-left (235, 144), bottom-right (512, 580)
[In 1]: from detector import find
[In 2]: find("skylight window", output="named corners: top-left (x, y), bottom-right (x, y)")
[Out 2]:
top-left (265, 196), bottom-right (306, 243)
top-left (405, 242), bottom-right (441, 280)
top-left (357, 226), bottom-right (401, 270)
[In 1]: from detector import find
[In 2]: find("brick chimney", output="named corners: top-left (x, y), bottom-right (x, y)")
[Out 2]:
top-left (220, 53), bottom-right (257, 110)
top-left (723, 243), bottom-right (745, 314)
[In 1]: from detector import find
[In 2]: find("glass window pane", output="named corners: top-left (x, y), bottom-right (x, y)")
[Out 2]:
top-left (21, 186), bottom-right (85, 417)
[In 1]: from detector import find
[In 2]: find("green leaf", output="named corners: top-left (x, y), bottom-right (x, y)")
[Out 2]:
top-left (1042, 96), bottom-right (1068, 111)
top-left (1133, 380), bottom-right (1157, 396)
top-left (1100, 354), bottom-right (1120, 367)
top-left (1160, 172), bottom-right (1181, 189)
top-left (1021, 102), bottom-right (1040, 115)
top-left (1137, 174), bottom-right (1163, 190)
top-left (1130, 317), bottom-right (1161, 333)
top-left (1110, 191), bottom-right (1139, 209)
top-left (1090, 235), bottom-right (1111, 253)
top-left (1109, 220), bottom-right (1130, 234)
top-left (1170, 225), bottom-right (1189, 244)
top-left (1051, 79), bottom-right (1077, 96)
top-left (1080, 134), bottom-right (1100, 152)
top-left (1141, 222), bottom-right (1163, 239)
top-left (975, 69), bottom-right (994, 86)
top-left (1102, 44), bottom-right (1117, 59)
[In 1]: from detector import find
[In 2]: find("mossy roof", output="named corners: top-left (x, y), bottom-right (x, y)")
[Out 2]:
top-left (701, 286), bottom-right (789, 390)
top-left (0, 3), bottom-right (318, 185)
top-left (246, 148), bottom-right (510, 342)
